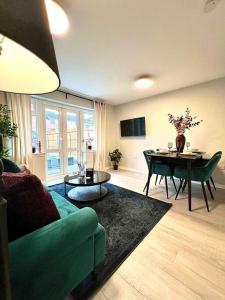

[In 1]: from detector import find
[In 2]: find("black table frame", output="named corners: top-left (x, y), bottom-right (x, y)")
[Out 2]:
top-left (146, 153), bottom-right (203, 211)
top-left (64, 171), bottom-right (111, 201)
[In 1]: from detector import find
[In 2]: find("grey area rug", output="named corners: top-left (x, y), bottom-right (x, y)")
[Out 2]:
top-left (50, 182), bottom-right (172, 299)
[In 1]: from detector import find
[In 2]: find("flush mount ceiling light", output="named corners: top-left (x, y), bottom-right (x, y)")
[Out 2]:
top-left (204, 0), bottom-right (221, 13)
top-left (0, 0), bottom-right (60, 94)
top-left (45, 0), bottom-right (69, 35)
top-left (134, 76), bottom-right (154, 89)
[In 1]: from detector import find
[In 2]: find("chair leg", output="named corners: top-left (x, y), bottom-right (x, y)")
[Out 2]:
top-left (159, 176), bottom-right (163, 185)
top-left (165, 176), bottom-right (169, 199)
top-left (146, 173), bottom-right (152, 197)
top-left (155, 174), bottom-right (159, 186)
top-left (182, 180), bottom-right (187, 192)
top-left (143, 181), bottom-right (147, 192)
top-left (206, 180), bottom-right (214, 200)
top-left (171, 176), bottom-right (177, 192)
top-left (210, 176), bottom-right (216, 191)
top-left (175, 179), bottom-right (183, 200)
top-left (201, 182), bottom-right (210, 212)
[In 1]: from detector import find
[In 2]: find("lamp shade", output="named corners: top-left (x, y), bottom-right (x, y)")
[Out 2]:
top-left (0, 0), bottom-right (60, 94)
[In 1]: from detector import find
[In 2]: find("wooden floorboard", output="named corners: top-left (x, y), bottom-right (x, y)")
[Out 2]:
top-left (91, 170), bottom-right (225, 300)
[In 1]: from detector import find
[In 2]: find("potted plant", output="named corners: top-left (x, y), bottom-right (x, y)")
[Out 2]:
top-left (0, 104), bottom-right (17, 158)
top-left (109, 149), bottom-right (122, 170)
top-left (168, 108), bottom-right (202, 153)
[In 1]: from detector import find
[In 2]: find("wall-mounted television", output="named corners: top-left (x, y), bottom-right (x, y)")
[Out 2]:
top-left (120, 117), bottom-right (146, 137)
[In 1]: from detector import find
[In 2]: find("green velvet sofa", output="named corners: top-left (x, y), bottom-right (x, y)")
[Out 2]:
top-left (9, 188), bottom-right (106, 300)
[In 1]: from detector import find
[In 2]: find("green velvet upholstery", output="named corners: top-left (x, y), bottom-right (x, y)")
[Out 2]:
top-left (9, 190), bottom-right (106, 300)
top-left (2, 158), bottom-right (21, 173)
top-left (143, 150), bottom-right (173, 176)
top-left (174, 152), bottom-right (222, 182)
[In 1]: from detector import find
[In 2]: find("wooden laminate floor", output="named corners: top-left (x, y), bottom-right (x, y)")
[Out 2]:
top-left (92, 169), bottom-right (225, 300)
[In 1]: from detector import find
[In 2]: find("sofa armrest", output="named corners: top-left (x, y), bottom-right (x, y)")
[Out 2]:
top-left (9, 207), bottom-right (98, 271)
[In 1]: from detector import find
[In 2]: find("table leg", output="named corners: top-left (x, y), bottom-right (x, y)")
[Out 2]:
top-left (187, 160), bottom-right (192, 211)
top-left (146, 172), bottom-right (152, 197)
top-left (64, 183), bottom-right (67, 196)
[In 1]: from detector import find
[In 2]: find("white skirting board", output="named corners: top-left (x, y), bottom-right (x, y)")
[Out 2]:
top-left (117, 166), bottom-right (225, 190)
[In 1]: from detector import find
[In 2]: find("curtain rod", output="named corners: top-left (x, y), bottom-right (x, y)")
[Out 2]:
top-left (57, 89), bottom-right (94, 102)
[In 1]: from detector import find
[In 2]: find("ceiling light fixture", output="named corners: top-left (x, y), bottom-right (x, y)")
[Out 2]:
top-left (134, 76), bottom-right (154, 89)
top-left (204, 0), bottom-right (221, 13)
top-left (45, 0), bottom-right (69, 35)
top-left (0, 0), bottom-right (60, 94)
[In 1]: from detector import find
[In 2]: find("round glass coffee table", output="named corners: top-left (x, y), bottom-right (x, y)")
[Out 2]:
top-left (64, 171), bottom-right (111, 201)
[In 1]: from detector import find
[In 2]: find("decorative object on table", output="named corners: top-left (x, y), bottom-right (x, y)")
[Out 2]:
top-left (38, 141), bottom-right (42, 153)
top-left (84, 137), bottom-right (94, 150)
top-left (77, 161), bottom-right (86, 177)
top-left (0, 104), bottom-right (17, 158)
top-left (186, 141), bottom-right (191, 151)
top-left (168, 108), bottom-right (202, 153)
top-left (109, 149), bottom-right (122, 170)
top-left (168, 142), bottom-right (173, 152)
top-left (32, 147), bottom-right (36, 154)
top-left (86, 168), bottom-right (94, 178)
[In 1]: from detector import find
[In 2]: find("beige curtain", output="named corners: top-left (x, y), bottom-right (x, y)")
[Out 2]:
top-left (6, 93), bottom-right (32, 168)
top-left (94, 101), bottom-right (107, 170)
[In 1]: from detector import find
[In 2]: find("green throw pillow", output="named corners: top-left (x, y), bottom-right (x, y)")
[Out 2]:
top-left (2, 158), bottom-right (21, 173)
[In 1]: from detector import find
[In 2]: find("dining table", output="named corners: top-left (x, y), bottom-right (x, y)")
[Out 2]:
top-left (146, 152), bottom-right (206, 211)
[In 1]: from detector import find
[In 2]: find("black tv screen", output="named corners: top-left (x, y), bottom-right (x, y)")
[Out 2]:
top-left (120, 117), bottom-right (145, 137)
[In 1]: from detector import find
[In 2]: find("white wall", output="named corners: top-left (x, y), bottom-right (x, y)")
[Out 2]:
top-left (113, 77), bottom-right (225, 185)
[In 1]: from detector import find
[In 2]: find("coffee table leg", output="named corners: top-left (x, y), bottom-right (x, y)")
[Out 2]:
top-left (64, 183), bottom-right (67, 196)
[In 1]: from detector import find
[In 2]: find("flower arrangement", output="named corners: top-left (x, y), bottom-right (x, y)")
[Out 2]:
top-left (168, 108), bottom-right (202, 135)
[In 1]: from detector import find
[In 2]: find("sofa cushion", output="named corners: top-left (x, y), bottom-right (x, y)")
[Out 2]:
top-left (2, 172), bottom-right (60, 242)
top-left (2, 158), bottom-right (21, 173)
top-left (50, 190), bottom-right (79, 218)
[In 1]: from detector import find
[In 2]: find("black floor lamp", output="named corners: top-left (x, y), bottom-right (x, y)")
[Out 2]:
top-left (0, 1), bottom-right (61, 299)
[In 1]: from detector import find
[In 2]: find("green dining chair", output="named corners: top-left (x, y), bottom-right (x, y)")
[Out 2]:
top-left (180, 151), bottom-right (222, 194)
top-left (143, 150), bottom-right (177, 198)
top-left (174, 152), bottom-right (222, 212)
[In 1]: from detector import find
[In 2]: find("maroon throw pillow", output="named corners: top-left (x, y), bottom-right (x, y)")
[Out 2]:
top-left (2, 172), bottom-right (60, 242)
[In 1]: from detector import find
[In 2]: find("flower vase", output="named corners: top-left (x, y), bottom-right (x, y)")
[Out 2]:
top-left (176, 134), bottom-right (186, 153)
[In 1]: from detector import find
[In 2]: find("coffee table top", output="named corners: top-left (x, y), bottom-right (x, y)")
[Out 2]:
top-left (64, 171), bottom-right (111, 187)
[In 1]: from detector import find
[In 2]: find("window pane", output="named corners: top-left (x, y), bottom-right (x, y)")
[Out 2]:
top-left (66, 112), bottom-right (78, 149)
top-left (45, 109), bottom-right (60, 150)
top-left (67, 151), bottom-right (78, 172)
top-left (32, 115), bottom-right (38, 148)
top-left (47, 152), bottom-right (61, 175)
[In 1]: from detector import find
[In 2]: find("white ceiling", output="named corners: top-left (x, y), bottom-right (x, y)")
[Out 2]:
top-left (53, 0), bottom-right (225, 105)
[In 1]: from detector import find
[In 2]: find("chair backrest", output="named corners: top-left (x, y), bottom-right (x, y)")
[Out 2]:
top-left (143, 149), bottom-right (155, 170)
top-left (204, 151), bottom-right (222, 178)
